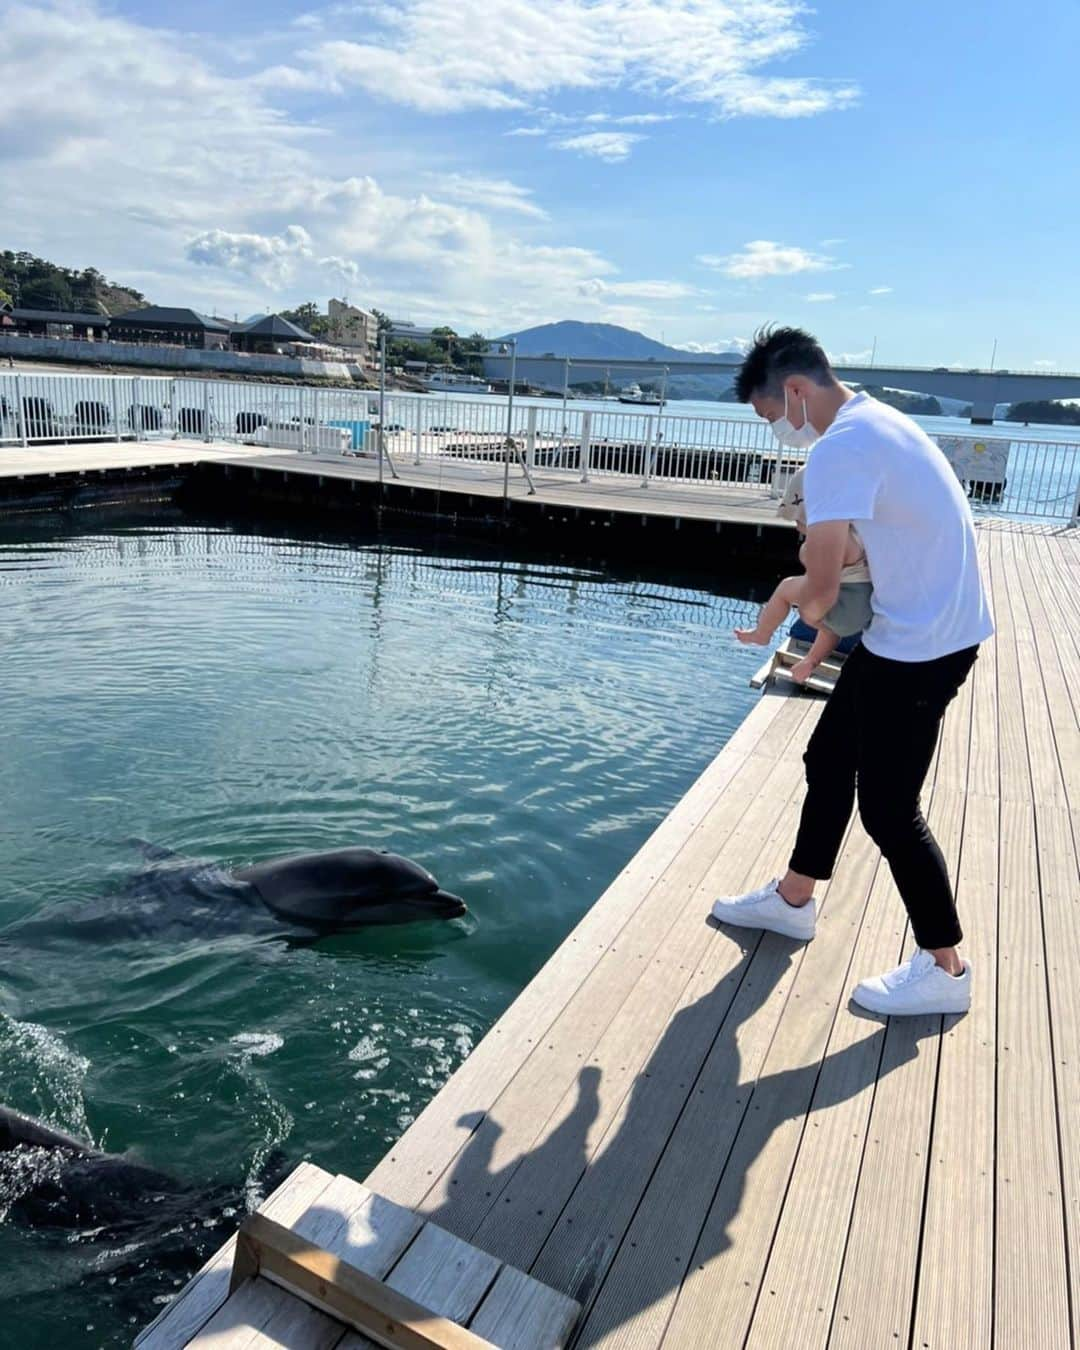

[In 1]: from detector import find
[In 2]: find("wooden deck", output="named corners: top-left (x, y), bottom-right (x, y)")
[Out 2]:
top-left (0, 438), bottom-right (791, 528)
top-left (138, 518), bottom-right (1080, 1348)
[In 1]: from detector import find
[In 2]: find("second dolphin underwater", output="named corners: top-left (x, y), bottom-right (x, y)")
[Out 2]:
top-left (0, 844), bottom-right (467, 945)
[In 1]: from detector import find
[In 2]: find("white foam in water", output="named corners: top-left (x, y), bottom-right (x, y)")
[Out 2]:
top-left (0, 1013), bottom-right (92, 1142)
top-left (228, 1031), bottom-right (283, 1058)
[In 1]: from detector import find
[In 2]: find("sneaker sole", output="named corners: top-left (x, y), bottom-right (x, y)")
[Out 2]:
top-left (851, 986), bottom-right (970, 1017)
top-left (710, 903), bottom-right (815, 942)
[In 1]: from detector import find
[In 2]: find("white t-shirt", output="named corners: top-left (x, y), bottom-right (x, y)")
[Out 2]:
top-left (804, 392), bottom-right (994, 662)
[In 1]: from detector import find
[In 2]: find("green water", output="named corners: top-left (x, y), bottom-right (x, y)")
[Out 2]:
top-left (0, 510), bottom-right (768, 1347)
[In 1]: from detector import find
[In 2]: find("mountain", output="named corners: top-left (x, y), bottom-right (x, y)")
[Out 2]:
top-left (500, 320), bottom-right (743, 365)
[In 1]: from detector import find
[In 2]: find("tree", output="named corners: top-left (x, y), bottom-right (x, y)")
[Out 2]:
top-left (279, 301), bottom-right (330, 337)
top-left (371, 308), bottom-right (393, 338)
top-left (19, 273), bottom-right (74, 311)
top-left (0, 286), bottom-right (11, 306)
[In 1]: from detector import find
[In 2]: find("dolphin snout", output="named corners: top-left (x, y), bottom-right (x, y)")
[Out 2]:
top-left (431, 889), bottom-right (468, 918)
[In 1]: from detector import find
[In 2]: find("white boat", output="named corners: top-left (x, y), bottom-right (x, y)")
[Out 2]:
top-left (424, 370), bottom-right (493, 394)
top-left (617, 382), bottom-right (664, 407)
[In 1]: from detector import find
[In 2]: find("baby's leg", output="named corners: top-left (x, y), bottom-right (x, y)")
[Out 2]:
top-left (735, 576), bottom-right (805, 645)
top-left (790, 626), bottom-right (842, 682)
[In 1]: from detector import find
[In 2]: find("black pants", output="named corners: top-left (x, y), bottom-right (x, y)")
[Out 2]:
top-left (789, 642), bottom-right (978, 950)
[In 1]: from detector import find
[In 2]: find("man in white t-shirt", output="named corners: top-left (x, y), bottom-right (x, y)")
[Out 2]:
top-left (712, 326), bottom-right (993, 1016)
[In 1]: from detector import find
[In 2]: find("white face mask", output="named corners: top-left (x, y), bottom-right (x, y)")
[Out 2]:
top-left (770, 387), bottom-right (818, 449)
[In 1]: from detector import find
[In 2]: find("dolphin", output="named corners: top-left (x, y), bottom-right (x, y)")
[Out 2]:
top-left (232, 846), bottom-right (468, 929)
top-left (0, 1104), bottom-right (199, 1232)
top-left (0, 845), bottom-right (467, 946)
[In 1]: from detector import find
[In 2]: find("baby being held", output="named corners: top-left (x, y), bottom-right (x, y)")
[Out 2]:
top-left (735, 466), bottom-right (873, 683)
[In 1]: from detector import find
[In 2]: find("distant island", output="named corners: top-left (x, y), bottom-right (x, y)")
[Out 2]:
top-left (855, 384), bottom-right (942, 416)
top-left (1004, 399), bottom-right (1080, 426)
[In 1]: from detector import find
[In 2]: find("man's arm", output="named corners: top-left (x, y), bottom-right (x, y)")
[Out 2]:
top-left (798, 520), bottom-right (849, 626)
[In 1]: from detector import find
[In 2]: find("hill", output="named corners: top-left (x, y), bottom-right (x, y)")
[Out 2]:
top-left (0, 250), bottom-right (147, 315)
top-left (500, 320), bottom-right (743, 365)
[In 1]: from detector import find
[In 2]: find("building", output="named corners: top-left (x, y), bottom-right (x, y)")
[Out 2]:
top-left (326, 298), bottom-right (378, 361)
top-left (110, 306), bottom-right (231, 350)
top-left (235, 313), bottom-right (318, 354)
top-left (10, 307), bottom-right (111, 340)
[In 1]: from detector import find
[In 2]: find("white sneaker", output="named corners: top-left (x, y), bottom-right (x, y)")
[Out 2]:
top-left (852, 949), bottom-right (971, 1016)
top-left (710, 878), bottom-right (816, 942)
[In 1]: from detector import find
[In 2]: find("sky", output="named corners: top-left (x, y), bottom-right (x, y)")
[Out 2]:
top-left (5, 0), bottom-right (1079, 366)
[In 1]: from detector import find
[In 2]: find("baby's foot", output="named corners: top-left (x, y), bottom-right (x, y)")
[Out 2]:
top-left (735, 627), bottom-right (770, 646)
top-left (789, 656), bottom-right (818, 683)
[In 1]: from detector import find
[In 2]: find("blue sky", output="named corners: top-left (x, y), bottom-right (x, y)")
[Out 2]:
top-left (5, 0), bottom-right (1079, 366)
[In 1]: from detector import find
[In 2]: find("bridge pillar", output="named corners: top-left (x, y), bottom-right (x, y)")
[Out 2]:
top-left (970, 399), bottom-right (996, 425)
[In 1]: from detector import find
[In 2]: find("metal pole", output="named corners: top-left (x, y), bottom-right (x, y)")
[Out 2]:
top-left (990, 338), bottom-right (998, 373)
top-left (14, 373), bottom-right (27, 447)
top-left (379, 330), bottom-right (387, 489)
top-left (110, 375), bottom-right (122, 441)
top-left (579, 411), bottom-right (592, 483)
top-left (560, 355), bottom-right (570, 461)
top-left (502, 338), bottom-right (517, 503)
top-left (870, 336), bottom-right (877, 368)
top-left (203, 380), bottom-right (212, 443)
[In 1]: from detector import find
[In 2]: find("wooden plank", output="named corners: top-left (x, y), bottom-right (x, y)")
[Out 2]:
top-left (471, 749), bottom-right (823, 1290)
top-left (190, 1175), bottom-right (421, 1350)
top-left (188, 1278), bottom-right (342, 1350)
top-left (224, 1214), bottom-right (499, 1350)
top-left (1027, 802), bottom-right (1080, 1347)
top-left (907, 802), bottom-right (996, 1346)
top-left (364, 695), bottom-right (802, 1212)
top-left (993, 798), bottom-right (1070, 1348)
top-left (743, 798), bottom-right (959, 1349)
top-left (468, 1266), bottom-right (580, 1349)
top-left (373, 704), bottom-right (815, 1233)
top-left (571, 813), bottom-right (880, 1348)
top-left (136, 1162), bottom-right (336, 1350)
top-left (683, 615), bottom-right (972, 1350)
top-left (422, 707), bottom-right (816, 1256)
top-left (384, 1223), bottom-right (501, 1326)
top-left (823, 794), bottom-right (964, 1349)
top-left (909, 657), bottom-right (999, 1350)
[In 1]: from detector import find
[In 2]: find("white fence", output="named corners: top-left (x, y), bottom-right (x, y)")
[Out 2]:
top-left (2, 371), bottom-right (1078, 523)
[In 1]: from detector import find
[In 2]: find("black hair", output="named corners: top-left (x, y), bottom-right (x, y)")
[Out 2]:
top-left (734, 325), bottom-right (835, 402)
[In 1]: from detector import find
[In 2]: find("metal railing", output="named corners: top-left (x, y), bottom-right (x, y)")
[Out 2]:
top-left (2, 371), bottom-right (1078, 523)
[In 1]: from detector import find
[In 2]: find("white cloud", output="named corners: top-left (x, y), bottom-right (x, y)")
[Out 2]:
top-left (681, 338), bottom-right (750, 354)
top-left (583, 112), bottom-right (676, 125)
top-left (577, 278), bottom-right (696, 300)
top-left (431, 174), bottom-right (548, 218)
top-left (869, 286), bottom-right (893, 295)
top-left (1032, 359), bottom-right (1057, 369)
top-left (504, 126), bottom-right (547, 136)
top-left (829, 348), bottom-right (873, 365)
top-left (554, 131), bottom-right (643, 161)
top-left (699, 241), bottom-right (846, 280)
top-left (820, 238), bottom-right (846, 247)
top-left (805, 291), bottom-right (836, 302)
top-left (302, 0), bottom-right (858, 119)
top-left (186, 226), bottom-right (313, 286)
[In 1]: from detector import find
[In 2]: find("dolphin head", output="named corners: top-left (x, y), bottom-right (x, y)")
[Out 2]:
top-left (233, 848), bottom-right (467, 930)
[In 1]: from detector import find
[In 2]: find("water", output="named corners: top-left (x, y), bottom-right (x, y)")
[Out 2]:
top-left (0, 510), bottom-right (770, 1347)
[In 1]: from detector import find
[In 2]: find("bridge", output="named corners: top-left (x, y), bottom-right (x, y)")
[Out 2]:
top-left (481, 354), bottom-right (1080, 423)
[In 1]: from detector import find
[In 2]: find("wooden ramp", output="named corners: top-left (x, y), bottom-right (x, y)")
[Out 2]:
top-left (140, 521), bottom-right (1080, 1348)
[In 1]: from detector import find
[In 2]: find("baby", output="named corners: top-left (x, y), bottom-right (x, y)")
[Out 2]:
top-left (735, 466), bottom-right (873, 682)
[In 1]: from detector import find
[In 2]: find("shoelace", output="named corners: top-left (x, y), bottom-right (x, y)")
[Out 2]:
top-left (890, 951), bottom-right (935, 987)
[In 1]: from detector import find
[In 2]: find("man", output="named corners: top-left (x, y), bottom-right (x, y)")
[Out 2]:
top-left (713, 327), bottom-right (993, 1016)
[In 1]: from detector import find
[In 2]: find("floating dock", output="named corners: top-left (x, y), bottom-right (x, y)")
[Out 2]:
top-left (133, 517), bottom-right (1080, 1348)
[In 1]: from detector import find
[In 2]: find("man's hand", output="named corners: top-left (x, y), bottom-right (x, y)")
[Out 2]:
top-left (798, 520), bottom-right (849, 626)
